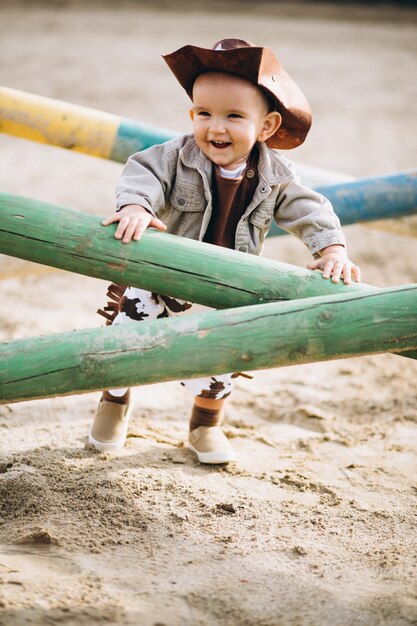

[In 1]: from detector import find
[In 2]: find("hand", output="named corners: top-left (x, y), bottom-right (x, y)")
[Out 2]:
top-left (307, 245), bottom-right (361, 285)
top-left (102, 204), bottom-right (167, 243)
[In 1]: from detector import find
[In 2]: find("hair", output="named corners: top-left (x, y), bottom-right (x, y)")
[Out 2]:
top-left (258, 87), bottom-right (277, 114)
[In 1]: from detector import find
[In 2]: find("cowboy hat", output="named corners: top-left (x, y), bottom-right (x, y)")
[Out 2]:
top-left (163, 38), bottom-right (312, 149)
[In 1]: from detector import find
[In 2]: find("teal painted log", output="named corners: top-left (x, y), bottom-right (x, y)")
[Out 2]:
top-left (110, 117), bottom-right (179, 161)
top-left (0, 284), bottom-right (416, 404)
top-left (316, 171), bottom-right (417, 223)
top-left (268, 170), bottom-right (417, 236)
top-left (0, 191), bottom-right (376, 309)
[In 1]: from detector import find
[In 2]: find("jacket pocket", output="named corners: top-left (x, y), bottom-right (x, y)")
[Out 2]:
top-left (249, 207), bottom-right (274, 251)
top-left (249, 207), bottom-right (273, 230)
top-left (171, 181), bottom-right (206, 212)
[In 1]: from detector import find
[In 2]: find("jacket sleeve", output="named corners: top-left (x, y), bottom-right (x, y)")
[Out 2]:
top-left (274, 178), bottom-right (346, 257)
top-left (115, 138), bottom-right (183, 216)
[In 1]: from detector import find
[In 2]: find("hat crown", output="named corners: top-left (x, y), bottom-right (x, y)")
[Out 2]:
top-left (212, 38), bottom-right (256, 51)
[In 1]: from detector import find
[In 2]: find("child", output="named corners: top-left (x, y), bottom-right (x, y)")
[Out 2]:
top-left (88, 38), bottom-right (360, 464)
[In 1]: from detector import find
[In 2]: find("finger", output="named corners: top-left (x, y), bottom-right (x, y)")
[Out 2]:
top-left (132, 220), bottom-right (149, 241)
top-left (134, 214), bottom-right (153, 238)
top-left (307, 260), bottom-right (321, 270)
top-left (150, 217), bottom-right (167, 231)
top-left (352, 265), bottom-right (361, 283)
top-left (114, 215), bottom-right (132, 240)
top-left (102, 214), bottom-right (119, 226)
top-left (121, 216), bottom-right (141, 243)
top-left (342, 264), bottom-right (352, 285)
top-left (331, 261), bottom-right (344, 283)
top-left (322, 262), bottom-right (334, 280)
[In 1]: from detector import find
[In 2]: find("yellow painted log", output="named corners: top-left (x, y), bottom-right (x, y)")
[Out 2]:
top-left (0, 85), bottom-right (178, 161)
top-left (0, 86), bottom-right (119, 159)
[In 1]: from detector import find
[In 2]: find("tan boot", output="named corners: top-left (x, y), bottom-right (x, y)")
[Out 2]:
top-left (188, 426), bottom-right (236, 464)
top-left (88, 391), bottom-right (134, 451)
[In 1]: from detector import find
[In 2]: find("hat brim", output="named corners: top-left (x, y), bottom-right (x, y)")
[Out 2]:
top-left (163, 44), bottom-right (312, 149)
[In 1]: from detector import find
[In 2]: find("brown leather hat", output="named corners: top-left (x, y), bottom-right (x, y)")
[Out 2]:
top-left (163, 38), bottom-right (312, 149)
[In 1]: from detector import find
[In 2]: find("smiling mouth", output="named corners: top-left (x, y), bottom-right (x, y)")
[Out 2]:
top-left (210, 140), bottom-right (232, 149)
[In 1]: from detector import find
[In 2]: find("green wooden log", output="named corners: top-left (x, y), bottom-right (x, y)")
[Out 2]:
top-left (0, 284), bottom-right (416, 404)
top-left (0, 191), bottom-right (376, 309)
top-left (1, 191), bottom-right (415, 363)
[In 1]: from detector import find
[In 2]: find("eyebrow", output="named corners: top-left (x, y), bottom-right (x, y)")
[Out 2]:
top-left (191, 105), bottom-right (248, 115)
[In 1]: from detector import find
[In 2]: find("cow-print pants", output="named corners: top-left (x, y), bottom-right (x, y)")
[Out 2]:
top-left (98, 284), bottom-right (234, 400)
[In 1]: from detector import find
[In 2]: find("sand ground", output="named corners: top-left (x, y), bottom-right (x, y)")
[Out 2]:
top-left (0, 2), bottom-right (416, 625)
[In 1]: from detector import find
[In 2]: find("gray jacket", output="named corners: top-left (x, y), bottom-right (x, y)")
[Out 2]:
top-left (116, 134), bottom-right (346, 257)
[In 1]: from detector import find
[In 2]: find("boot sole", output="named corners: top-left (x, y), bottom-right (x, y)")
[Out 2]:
top-left (187, 442), bottom-right (236, 464)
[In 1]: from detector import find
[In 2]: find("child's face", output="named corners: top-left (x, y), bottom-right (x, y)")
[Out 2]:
top-left (190, 72), bottom-right (281, 171)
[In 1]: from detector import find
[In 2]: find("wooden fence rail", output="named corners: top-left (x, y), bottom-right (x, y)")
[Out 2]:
top-left (0, 85), bottom-right (177, 160)
top-left (1, 191), bottom-right (415, 372)
top-left (0, 190), bottom-right (377, 309)
top-left (1, 284), bottom-right (416, 404)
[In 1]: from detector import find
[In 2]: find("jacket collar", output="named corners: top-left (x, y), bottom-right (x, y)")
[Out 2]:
top-left (179, 135), bottom-right (294, 185)
top-left (180, 135), bottom-right (211, 175)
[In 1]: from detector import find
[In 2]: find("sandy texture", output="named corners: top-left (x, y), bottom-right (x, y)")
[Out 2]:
top-left (0, 2), bottom-right (417, 625)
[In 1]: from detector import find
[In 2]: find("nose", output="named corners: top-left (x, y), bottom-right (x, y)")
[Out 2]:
top-left (209, 117), bottom-right (226, 134)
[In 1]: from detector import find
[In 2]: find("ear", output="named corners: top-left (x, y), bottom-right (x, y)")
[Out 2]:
top-left (257, 112), bottom-right (282, 142)
top-left (189, 109), bottom-right (195, 122)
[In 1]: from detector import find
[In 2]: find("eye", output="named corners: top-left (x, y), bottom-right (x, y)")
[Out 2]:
top-left (228, 113), bottom-right (243, 119)
top-left (197, 111), bottom-right (211, 117)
